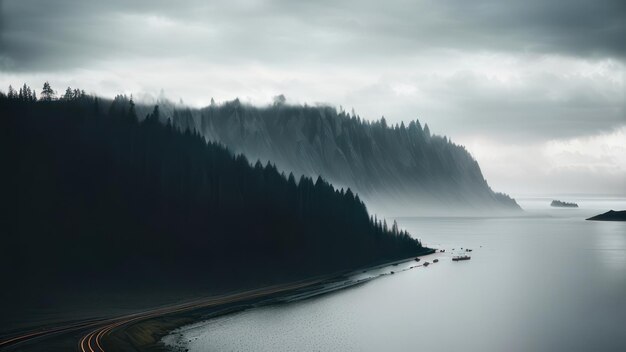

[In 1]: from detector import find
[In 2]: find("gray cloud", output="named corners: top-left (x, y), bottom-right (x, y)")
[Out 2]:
top-left (1, 0), bottom-right (625, 71)
top-left (0, 0), bottom-right (624, 195)
top-left (370, 60), bottom-right (617, 141)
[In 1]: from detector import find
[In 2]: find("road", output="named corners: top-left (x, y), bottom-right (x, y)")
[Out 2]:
top-left (0, 280), bottom-right (323, 351)
top-left (1, 254), bottom-right (434, 351)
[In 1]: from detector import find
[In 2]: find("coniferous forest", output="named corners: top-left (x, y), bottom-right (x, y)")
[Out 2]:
top-left (131, 95), bottom-right (520, 214)
top-left (0, 84), bottom-right (426, 297)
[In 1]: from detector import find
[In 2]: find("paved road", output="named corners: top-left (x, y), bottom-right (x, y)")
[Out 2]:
top-left (1, 255), bottom-right (433, 351)
top-left (0, 280), bottom-right (322, 351)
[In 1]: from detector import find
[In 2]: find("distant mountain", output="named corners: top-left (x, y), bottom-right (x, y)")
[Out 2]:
top-left (586, 210), bottom-right (626, 221)
top-left (141, 98), bottom-right (520, 215)
top-left (1, 90), bottom-right (426, 299)
top-left (551, 200), bottom-right (578, 208)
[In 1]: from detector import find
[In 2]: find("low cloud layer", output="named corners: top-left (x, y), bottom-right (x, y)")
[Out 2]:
top-left (2, 0), bottom-right (625, 70)
top-left (463, 126), bottom-right (626, 195)
top-left (1, 0), bottom-right (624, 195)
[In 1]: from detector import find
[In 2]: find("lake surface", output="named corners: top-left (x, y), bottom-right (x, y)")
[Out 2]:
top-left (164, 196), bottom-right (626, 352)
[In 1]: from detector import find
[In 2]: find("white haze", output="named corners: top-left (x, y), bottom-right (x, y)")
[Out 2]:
top-left (1, 0), bottom-right (624, 196)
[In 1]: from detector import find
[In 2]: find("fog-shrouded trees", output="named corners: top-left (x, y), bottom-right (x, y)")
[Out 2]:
top-left (63, 87), bottom-right (73, 100)
top-left (146, 98), bottom-right (521, 213)
top-left (59, 86), bottom-right (87, 101)
top-left (7, 85), bottom-right (16, 99)
top-left (1, 86), bottom-right (427, 293)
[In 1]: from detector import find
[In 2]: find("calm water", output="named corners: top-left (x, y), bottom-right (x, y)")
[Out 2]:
top-left (164, 197), bottom-right (626, 352)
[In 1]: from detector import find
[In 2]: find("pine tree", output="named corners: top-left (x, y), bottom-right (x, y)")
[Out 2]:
top-left (22, 84), bottom-right (32, 101)
top-left (128, 96), bottom-right (136, 119)
top-left (7, 85), bottom-right (16, 99)
top-left (41, 81), bottom-right (55, 101)
top-left (63, 87), bottom-right (73, 100)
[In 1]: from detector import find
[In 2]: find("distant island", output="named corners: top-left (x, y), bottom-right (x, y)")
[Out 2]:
top-left (551, 200), bottom-right (578, 208)
top-left (586, 210), bottom-right (626, 221)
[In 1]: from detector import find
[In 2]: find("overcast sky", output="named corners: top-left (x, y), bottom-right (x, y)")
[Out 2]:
top-left (1, 0), bottom-right (625, 195)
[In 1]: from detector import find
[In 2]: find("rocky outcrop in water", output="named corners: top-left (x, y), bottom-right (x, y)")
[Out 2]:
top-left (586, 210), bottom-right (626, 221)
top-left (551, 200), bottom-right (579, 208)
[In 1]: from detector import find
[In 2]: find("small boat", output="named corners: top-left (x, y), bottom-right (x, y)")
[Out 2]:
top-left (452, 255), bottom-right (471, 261)
top-left (433, 259), bottom-right (439, 263)
top-left (439, 249), bottom-right (446, 253)
top-left (466, 249), bottom-right (473, 252)
top-left (414, 258), bottom-right (420, 262)
top-left (390, 271), bottom-right (395, 274)
top-left (423, 261), bottom-right (430, 267)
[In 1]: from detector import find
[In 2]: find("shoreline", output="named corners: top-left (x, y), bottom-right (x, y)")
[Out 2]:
top-left (107, 248), bottom-right (437, 352)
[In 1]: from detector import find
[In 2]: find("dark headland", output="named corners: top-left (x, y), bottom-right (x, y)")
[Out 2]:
top-left (551, 200), bottom-right (578, 208)
top-left (1, 85), bottom-right (431, 351)
top-left (586, 210), bottom-right (626, 221)
top-left (133, 94), bottom-right (522, 215)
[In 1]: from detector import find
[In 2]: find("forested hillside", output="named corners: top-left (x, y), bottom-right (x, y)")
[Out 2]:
top-left (1, 86), bottom-right (426, 295)
top-left (134, 97), bottom-right (520, 215)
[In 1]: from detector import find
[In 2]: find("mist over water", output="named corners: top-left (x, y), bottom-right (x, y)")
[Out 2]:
top-left (2, 1), bottom-right (624, 350)
top-left (164, 196), bottom-right (626, 352)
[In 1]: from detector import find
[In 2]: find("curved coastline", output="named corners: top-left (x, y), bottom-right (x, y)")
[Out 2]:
top-left (107, 249), bottom-right (436, 352)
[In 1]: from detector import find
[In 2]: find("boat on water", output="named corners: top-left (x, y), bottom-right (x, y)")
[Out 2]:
top-left (452, 255), bottom-right (471, 261)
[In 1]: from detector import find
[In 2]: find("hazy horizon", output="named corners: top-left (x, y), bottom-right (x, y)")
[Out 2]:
top-left (1, 0), bottom-right (624, 196)
top-left (2, 2), bottom-right (626, 350)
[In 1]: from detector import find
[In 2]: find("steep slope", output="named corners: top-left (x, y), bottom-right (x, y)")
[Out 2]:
top-left (150, 99), bottom-right (520, 215)
top-left (1, 93), bottom-right (426, 307)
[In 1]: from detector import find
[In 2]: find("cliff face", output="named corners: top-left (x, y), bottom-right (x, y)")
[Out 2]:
top-left (155, 100), bottom-right (520, 215)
